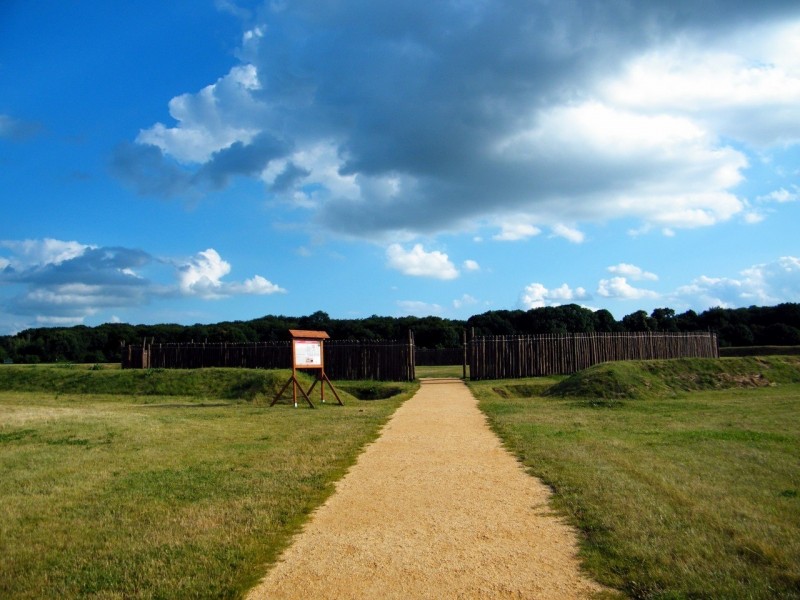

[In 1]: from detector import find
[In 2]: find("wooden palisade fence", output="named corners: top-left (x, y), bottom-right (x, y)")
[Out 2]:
top-left (124, 341), bottom-right (291, 370)
top-left (323, 338), bottom-right (415, 381)
top-left (469, 331), bottom-right (719, 380)
top-left (122, 334), bottom-right (416, 382)
top-left (122, 330), bottom-right (716, 381)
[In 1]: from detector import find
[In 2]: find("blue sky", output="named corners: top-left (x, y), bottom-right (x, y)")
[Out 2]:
top-left (1, 1), bottom-right (800, 335)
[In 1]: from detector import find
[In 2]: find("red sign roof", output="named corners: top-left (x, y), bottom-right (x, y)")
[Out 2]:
top-left (288, 329), bottom-right (330, 340)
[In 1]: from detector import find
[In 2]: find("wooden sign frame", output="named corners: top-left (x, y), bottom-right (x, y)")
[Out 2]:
top-left (294, 338), bottom-right (323, 368)
top-left (271, 330), bottom-right (343, 408)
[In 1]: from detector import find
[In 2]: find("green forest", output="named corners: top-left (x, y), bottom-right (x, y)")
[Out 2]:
top-left (2, 303), bottom-right (800, 365)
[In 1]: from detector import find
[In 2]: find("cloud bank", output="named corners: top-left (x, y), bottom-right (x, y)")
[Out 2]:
top-left (2, 240), bottom-right (797, 331)
top-left (114, 1), bottom-right (800, 242)
top-left (519, 257), bottom-right (800, 314)
top-left (0, 239), bottom-right (285, 328)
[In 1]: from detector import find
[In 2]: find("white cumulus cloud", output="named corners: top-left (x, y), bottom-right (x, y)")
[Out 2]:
top-left (229, 274), bottom-right (286, 295)
top-left (552, 224), bottom-right (585, 244)
top-left (597, 277), bottom-right (659, 300)
top-left (178, 248), bottom-right (286, 298)
top-left (601, 21), bottom-right (800, 147)
top-left (386, 244), bottom-right (459, 280)
top-left (137, 65), bottom-right (265, 164)
top-left (607, 263), bottom-right (659, 281)
top-left (0, 238), bottom-right (93, 269)
top-left (453, 294), bottom-right (478, 309)
top-left (758, 187), bottom-right (800, 203)
top-left (178, 249), bottom-right (232, 298)
top-left (397, 300), bottom-right (443, 316)
top-left (463, 259), bottom-right (480, 271)
top-left (492, 221), bottom-right (542, 242)
top-left (520, 283), bottom-right (590, 309)
top-left (675, 256), bottom-right (800, 308)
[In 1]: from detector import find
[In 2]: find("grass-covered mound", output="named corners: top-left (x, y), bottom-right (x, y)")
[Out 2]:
top-left (546, 356), bottom-right (800, 400)
top-left (0, 364), bottom-right (414, 403)
top-left (0, 364), bottom-right (301, 401)
top-left (720, 345), bottom-right (800, 357)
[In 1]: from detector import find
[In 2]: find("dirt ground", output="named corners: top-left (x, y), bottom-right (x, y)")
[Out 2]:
top-left (246, 378), bottom-right (606, 599)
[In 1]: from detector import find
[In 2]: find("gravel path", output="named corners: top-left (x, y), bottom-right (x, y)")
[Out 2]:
top-left (247, 379), bottom-right (605, 599)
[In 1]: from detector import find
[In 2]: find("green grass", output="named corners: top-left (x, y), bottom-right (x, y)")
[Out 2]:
top-left (546, 356), bottom-right (800, 401)
top-left (0, 363), bottom-right (306, 401)
top-left (415, 364), bottom-right (467, 378)
top-left (472, 358), bottom-right (800, 599)
top-left (0, 367), bottom-right (417, 599)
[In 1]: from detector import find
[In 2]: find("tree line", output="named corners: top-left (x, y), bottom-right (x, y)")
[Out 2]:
top-left (1, 303), bottom-right (799, 365)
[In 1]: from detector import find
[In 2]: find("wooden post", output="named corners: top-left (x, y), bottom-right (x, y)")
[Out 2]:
top-left (408, 329), bottom-right (415, 381)
top-left (462, 329), bottom-right (468, 380)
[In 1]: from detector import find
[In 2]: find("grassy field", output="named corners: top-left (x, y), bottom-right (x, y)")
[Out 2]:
top-left (5, 359), bottom-right (799, 598)
top-left (0, 365), bottom-right (416, 599)
top-left (472, 357), bottom-right (800, 600)
top-left (415, 364), bottom-right (466, 378)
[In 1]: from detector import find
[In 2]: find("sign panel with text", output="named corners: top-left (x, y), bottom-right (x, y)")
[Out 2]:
top-left (294, 339), bottom-right (323, 368)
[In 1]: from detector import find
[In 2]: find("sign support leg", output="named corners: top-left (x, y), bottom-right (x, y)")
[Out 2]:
top-left (272, 369), bottom-right (316, 408)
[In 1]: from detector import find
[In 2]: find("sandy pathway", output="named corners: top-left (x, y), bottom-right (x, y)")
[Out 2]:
top-left (247, 379), bottom-right (605, 599)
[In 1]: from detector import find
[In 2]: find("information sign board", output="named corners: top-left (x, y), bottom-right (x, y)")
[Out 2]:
top-left (272, 329), bottom-right (341, 408)
top-left (294, 339), bottom-right (323, 368)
